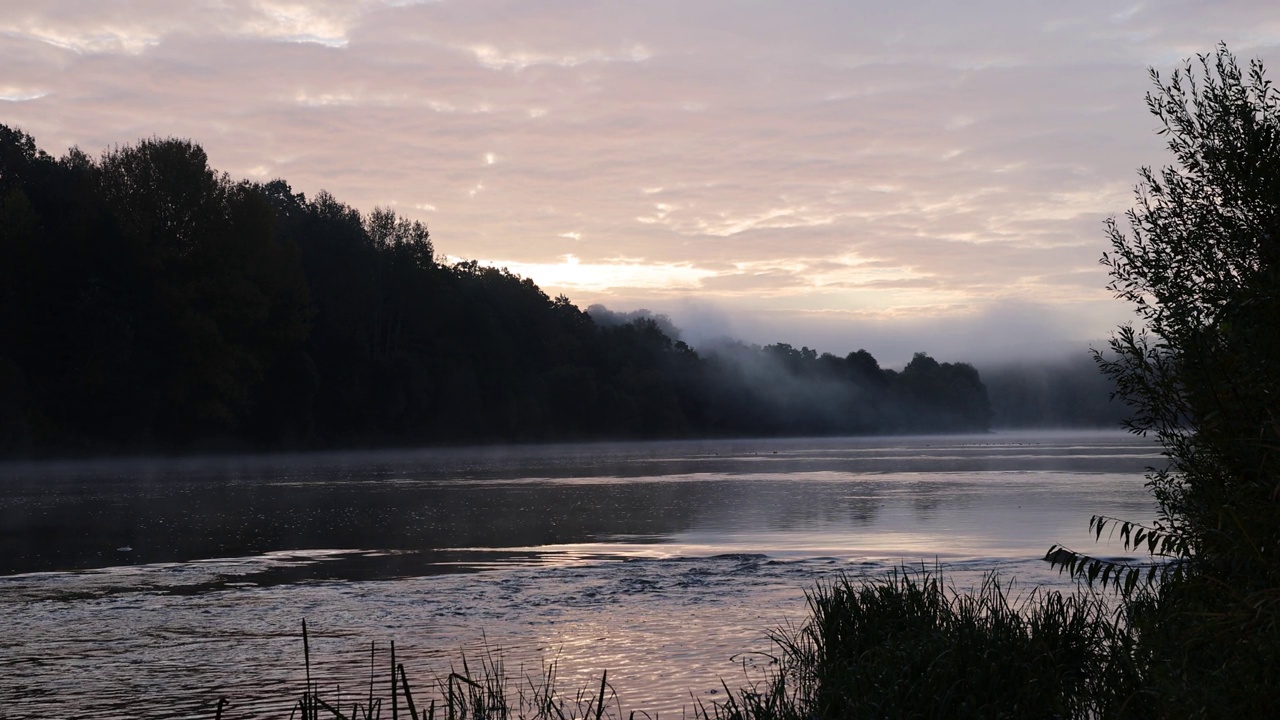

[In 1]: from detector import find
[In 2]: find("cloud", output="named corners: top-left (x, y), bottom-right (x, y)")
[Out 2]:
top-left (463, 42), bottom-right (651, 71)
top-left (3, 0), bottom-right (1278, 357)
top-left (0, 1), bottom-right (374, 54)
top-left (0, 85), bottom-right (48, 102)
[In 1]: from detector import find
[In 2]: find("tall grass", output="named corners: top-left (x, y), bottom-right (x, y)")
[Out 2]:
top-left (704, 567), bottom-right (1147, 720)
top-left (280, 620), bottom-right (632, 720)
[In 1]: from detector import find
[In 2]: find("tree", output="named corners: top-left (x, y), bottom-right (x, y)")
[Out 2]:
top-left (1050, 44), bottom-right (1280, 586)
top-left (1049, 44), bottom-right (1280, 715)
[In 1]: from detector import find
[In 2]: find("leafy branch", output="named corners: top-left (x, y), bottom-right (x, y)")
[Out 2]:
top-left (1045, 515), bottom-right (1189, 595)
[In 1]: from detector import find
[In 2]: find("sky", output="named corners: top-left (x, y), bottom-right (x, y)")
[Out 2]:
top-left (3, 1), bottom-right (1279, 367)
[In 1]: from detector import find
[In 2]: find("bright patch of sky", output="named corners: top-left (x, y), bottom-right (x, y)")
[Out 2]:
top-left (464, 254), bottom-right (716, 293)
top-left (0, 86), bottom-right (48, 102)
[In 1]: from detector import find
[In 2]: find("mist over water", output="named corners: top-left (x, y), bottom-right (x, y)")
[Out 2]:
top-left (0, 431), bottom-right (1158, 718)
top-left (585, 302), bottom-right (1124, 431)
top-left (638, 298), bottom-right (1123, 371)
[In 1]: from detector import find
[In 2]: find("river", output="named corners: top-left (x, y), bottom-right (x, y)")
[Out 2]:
top-left (0, 430), bottom-right (1159, 718)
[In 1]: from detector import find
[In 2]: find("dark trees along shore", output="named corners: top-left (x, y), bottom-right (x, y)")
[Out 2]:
top-left (0, 125), bottom-right (992, 456)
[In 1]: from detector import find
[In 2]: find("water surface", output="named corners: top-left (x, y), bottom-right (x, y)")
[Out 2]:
top-left (0, 431), bottom-right (1160, 718)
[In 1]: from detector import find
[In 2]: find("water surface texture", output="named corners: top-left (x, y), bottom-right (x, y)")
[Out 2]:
top-left (0, 431), bottom-right (1159, 718)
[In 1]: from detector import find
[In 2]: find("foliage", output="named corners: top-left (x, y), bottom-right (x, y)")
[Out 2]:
top-left (1042, 44), bottom-right (1280, 718)
top-left (1046, 45), bottom-right (1280, 596)
top-left (704, 568), bottom-right (1144, 720)
top-left (1046, 515), bottom-right (1188, 596)
top-left (0, 127), bottom-right (997, 456)
top-left (981, 352), bottom-right (1128, 428)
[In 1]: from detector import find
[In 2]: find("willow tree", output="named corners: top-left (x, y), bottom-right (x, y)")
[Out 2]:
top-left (1050, 43), bottom-right (1280, 715)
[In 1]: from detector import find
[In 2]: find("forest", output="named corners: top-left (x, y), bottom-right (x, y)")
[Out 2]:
top-left (0, 125), bottom-right (1000, 456)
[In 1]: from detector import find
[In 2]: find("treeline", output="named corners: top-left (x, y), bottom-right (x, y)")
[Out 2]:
top-left (0, 126), bottom-right (993, 456)
top-left (980, 354), bottom-right (1127, 428)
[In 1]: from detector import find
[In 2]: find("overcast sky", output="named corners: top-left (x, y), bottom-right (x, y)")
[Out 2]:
top-left (4, 1), bottom-right (1278, 366)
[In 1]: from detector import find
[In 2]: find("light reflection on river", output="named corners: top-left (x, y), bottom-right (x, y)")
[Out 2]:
top-left (0, 431), bottom-right (1159, 718)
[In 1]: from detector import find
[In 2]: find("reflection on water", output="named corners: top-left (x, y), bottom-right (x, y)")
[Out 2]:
top-left (0, 431), bottom-right (1158, 718)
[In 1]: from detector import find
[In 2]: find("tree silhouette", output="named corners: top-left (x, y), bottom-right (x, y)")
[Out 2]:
top-left (1046, 45), bottom-right (1280, 716)
top-left (1, 125), bottom-right (999, 456)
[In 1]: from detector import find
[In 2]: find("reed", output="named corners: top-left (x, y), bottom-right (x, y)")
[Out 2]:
top-left (273, 624), bottom-right (628, 720)
top-left (702, 567), bottom-right (1147, 720)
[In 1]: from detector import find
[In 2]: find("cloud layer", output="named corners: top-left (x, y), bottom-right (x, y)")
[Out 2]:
top-left (4, 0), bottom-right (1279, 363)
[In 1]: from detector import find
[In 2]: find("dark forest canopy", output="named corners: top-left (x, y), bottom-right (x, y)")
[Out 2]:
top-left (980, 354), bottom-right (1127, 429)
top-left (0, 126), bottom-right (1004, 456)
